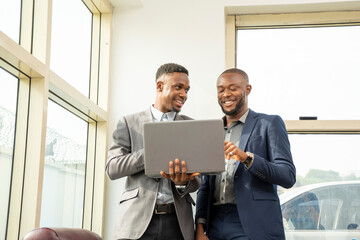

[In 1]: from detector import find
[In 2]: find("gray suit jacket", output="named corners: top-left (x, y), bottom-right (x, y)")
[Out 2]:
top-left (106, 108), bottom-right (200, 240)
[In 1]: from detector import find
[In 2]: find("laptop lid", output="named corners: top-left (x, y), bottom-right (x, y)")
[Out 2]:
top-left (143, 119), bottom-right (225, 177)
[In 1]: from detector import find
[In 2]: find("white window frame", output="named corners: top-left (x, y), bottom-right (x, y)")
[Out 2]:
top-left (225, 4), bottom-right (360, 133)
top-left (0, 0), bottom-right (112, 239)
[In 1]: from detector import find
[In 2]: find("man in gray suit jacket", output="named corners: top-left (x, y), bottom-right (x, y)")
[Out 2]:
top-left (107, 63), bottom-right (200, 240)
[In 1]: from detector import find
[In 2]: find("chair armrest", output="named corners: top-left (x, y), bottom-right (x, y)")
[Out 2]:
top-left (22, 227), bottom-right (103, 240)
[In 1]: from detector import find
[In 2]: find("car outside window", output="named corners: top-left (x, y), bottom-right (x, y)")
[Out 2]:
top-left (280, 181), bottom-right (360, 240)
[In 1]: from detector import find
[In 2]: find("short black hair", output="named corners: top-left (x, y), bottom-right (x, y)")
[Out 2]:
top-left (156, 63), bottom-right (189, 81)
top-left (219, 68), bottom-right (249, 83)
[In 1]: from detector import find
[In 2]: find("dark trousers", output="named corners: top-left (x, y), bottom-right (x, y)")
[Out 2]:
top-left (208, 204), bottom-right (249, 240)
top-left (138, 212), bottom-right (184, 240)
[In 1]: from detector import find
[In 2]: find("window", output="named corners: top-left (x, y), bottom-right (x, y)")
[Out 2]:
top-left (288, 134), bottom-right (360, 188)
top-left (0, 0), bottom-right (21, 43)
top-left (50, 0), bottom-right (92, 97)
top-left (40, 101), bottom-right (88, 228)
top-left (0, 0), bottom-right (112, 239)
top-left (230, 8), bottom-right (360, 239)
top-left (0, 67), bottom-right (18, 240)
top-left (236, 26), bottom-right (360, 120)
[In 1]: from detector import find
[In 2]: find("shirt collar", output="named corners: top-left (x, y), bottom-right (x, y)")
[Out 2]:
top-left (223, 108), bottom-right (250, 126)
top-left (239, 109), bottom-right (250, 123)
top-left (150, 105), bottom-right (177, 121)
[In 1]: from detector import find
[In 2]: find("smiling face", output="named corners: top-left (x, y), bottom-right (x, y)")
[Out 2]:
top-left (217, 72), bottom-right (251, 118)
top-left (155, 72), bottom-right (190, 113)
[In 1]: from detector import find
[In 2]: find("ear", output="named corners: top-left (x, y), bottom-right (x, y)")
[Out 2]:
top-left (246, 84), bottom-right (252, 95)
top-left (156, 81), bottom-right (163, 92)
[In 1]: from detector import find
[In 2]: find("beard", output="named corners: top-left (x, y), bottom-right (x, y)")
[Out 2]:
top-left (220, 101), bottom-right (241, 116)
top-left (219, 95), bottom-right (245, 116)
top-left (171, 106), bottom-right (180, 113)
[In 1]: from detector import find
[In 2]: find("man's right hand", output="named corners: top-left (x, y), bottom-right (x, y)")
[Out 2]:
top-left (196, 224), bottom-right (209, 240)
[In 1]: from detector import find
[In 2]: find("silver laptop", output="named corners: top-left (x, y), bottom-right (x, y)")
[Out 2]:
top-left (143, 119), bottom-right (225, 177)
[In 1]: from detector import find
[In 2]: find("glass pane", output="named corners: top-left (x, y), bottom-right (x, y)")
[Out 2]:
top-left (280, 134), bottom-right (360, 239)
top-left (50, 0), bottom-right (92, 97)
top-left (0, 68), bottom-right (18, 239)
top-left (40, 100), bottom-right (88, 228)
top-left (236, 26), bottom-right (360, 120)
top-left (289, 134), bottom-right (360, 182)
top-left (0, 0), bottom-right (21, 43)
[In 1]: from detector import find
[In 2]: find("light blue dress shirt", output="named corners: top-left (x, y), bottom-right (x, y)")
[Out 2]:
top-left (150, 105), bottom-right (177, 204)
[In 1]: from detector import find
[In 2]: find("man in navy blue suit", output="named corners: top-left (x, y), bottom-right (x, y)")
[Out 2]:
top-left (195, 68), bottom-right (296, 240)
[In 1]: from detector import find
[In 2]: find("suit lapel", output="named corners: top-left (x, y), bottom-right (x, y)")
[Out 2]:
top-left (139, 107), bottom-right (153, 123)
top-left (235, 109), bottom-right (258, 172)
top-left (175, 113), bottom-right (184, 121)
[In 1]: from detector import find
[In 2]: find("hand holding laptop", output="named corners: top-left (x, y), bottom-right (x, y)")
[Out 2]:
top-left (160, 158), bottom-right (200, 185)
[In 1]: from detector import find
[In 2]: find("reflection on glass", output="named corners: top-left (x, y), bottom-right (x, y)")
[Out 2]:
top-left (281, 182), bottom-right (360, 236)
top-left (40, 100), bottom-right (88, 228)
top-left (0, 0), bottom-right (21, 43)
top-left (279, 134), bottom-right (360, 238)
top-left (282, 191), bottom-right (324, 230)
top-left (50, 0), bottom-right (92, 97)
top-left (0, 68), bottom-right (18, 240)
top-left (237, 26), bottom-right (360, 120)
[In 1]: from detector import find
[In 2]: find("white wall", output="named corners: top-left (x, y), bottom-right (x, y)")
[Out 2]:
top-left (104, 0), bottom-right (360, 239)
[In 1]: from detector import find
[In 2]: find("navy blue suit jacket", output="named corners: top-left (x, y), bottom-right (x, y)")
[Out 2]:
top-left (196, 109), bottom-right (296, 240)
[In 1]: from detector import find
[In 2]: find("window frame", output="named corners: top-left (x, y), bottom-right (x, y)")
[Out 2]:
top-left (225, 6), bottom-right (360, 133)
top-left (0, 0), bottom-right (112, 239)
